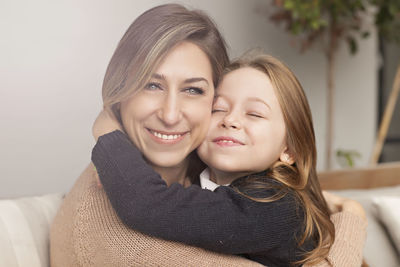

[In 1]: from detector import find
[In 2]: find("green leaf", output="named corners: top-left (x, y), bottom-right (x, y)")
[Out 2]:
top-left (389, 3), bottom-right (398, 16)
top-left (284, 0), bottom-right (294, 9)
top-left (291, 21), bottom-right (303, 34)
top-left (311, 20), bottom-right (320, 30)
top-left (361, 31), bottom-right (370, 38)
top-left (347, 36), bottom-right (358, 54)
top-left (336, 149), bottom-right (361, 168)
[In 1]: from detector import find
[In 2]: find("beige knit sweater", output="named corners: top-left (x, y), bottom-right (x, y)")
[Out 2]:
top-left (50, 164), bottom-right (367, 267)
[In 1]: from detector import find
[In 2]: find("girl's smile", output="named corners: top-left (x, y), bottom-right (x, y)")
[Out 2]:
top-left (213, 136), bottom-right (244, 147)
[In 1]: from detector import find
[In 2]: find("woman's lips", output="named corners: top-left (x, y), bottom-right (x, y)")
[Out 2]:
top-left (213, 136), bottom-right (244, 147)
top-left (146, 128), bottom-right (188, 145)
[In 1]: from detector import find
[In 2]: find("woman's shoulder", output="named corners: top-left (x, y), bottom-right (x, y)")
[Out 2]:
top-left (50, 163), bottom-right (101, 265)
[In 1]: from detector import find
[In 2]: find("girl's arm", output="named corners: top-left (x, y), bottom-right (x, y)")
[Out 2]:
top-left (92, 130), bottom-right (302, 255)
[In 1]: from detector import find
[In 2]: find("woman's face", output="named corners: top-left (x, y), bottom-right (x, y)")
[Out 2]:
top-left (197, 67), bottom-right (288, 176)
top-left (120, 42), bottom-right (214, 168)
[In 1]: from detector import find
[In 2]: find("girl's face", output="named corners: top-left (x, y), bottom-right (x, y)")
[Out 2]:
top-left (120, 42), bottom-right (214, 168)
top-left (197, 67), bottom-right (288, 177)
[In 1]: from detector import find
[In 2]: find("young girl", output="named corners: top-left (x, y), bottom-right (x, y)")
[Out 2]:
top-left (92, 54), bottom-right (334, 266)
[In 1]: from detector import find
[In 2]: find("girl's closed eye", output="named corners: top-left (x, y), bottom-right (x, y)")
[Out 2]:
top-left (247, 112), bottom-right (266, 119)
top-left (211, 103), bottom-right (228, 113)
top-left (212, 107), bottom-right (227, 113)
top-left (211, 97), bottom-right (229, 113)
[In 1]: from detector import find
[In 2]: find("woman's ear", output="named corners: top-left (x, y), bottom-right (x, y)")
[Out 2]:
top-left (110, 103), bottom-right (123, 124)
top-left (280, 148), bottom-right (295, 165)
top-left (111, 102), bottom-right (121, 113)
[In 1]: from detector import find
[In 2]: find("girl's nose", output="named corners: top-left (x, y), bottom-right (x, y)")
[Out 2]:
top-left (220, 112), bottom-right (241, 130)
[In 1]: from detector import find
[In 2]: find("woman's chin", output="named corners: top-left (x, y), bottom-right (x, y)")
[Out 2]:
top-left (144, 152), bottom-right (188, 169)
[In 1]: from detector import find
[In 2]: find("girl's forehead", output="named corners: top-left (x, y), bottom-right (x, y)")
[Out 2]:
top-left (216, 68), bottom-right (277, 103)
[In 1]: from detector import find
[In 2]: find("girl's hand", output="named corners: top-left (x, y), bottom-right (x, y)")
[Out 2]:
top-left (92, 108), bottom-right (122, 141)
top-left (323, 191), bottom-right (367, 221)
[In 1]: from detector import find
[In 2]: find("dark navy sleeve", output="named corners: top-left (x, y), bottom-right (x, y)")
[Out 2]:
top-left (92, 130), bottom-right (302, 255)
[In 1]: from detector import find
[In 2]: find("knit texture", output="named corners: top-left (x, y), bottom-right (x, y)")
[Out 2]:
top-left (92, 130), bottom-right (312, 266)
top-left (50, 163), bottom-right (263, 267)
top-left (305, 212), bottom-right (367, 267)
top-left (50, 164), bottom-right (367, 267)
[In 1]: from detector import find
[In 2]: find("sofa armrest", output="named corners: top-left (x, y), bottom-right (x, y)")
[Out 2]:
top-left (0, 193), bottom-right (63, 267)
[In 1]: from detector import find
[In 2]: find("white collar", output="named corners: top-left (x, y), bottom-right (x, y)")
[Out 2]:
top-left (199, 168), bottom-right (230, 191)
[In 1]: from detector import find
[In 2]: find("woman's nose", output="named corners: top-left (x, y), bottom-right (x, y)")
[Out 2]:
top-left (157, 93), bottom-right (182, 126)
top-left (220, 112), bottom-right (241, 130)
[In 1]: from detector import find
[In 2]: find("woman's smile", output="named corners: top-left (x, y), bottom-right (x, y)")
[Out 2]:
top-left (146, 128), bottom-right (189, 144)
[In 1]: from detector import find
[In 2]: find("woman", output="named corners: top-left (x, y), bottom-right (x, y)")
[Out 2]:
top-left (50, 4), bottom-right (367, 266)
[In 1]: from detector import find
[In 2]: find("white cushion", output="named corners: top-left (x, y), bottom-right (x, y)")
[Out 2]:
top-left (0, 193), bottom-right (63, 267)
top-left (372, 196), bottom-right (400, 255)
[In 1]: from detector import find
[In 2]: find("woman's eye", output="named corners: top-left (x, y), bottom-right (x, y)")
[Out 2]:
top-left (184, 87), bottom-right (204, 95)
top-left (145, 82), bottom-right (162, 91)
top-left (212, 108), bottom-right (226, 113)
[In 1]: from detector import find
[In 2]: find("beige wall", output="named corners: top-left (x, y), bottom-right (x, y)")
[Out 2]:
top-left (0, 0), bottom-right (378, 197)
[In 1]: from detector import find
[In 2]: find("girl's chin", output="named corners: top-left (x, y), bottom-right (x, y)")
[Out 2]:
top-left (208, 165), bottom-right (244, 174)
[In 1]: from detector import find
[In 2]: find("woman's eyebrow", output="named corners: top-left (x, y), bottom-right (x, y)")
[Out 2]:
top-left (151, 73), bottom-right (166, 81)
top-left (151, 74), bottom-right (209, 85)
top-left (183, 77), bottom-right (209, 85)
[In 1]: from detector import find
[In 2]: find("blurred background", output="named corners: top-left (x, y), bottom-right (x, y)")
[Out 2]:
top-left (1, 0), bottom-right (399, 198)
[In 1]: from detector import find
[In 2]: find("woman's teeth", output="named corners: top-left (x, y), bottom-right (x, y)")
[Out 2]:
top-left (220, 140), bottom-right (234, 143)
top-left (152, 131), bottom-right (182, 140)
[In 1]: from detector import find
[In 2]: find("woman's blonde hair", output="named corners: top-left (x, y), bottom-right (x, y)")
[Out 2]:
top-left (101, 4), bottom-right (229, 118)
top-left (227, 53), bottom-right (335, 265)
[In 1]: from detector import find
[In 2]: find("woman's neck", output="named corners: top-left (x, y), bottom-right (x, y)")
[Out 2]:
top-left (209, 168), bottom-right (252, 185)
top-left (151, 161), bottom-right (190, 187)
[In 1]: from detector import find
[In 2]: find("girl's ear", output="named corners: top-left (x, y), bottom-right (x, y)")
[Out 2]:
top-left (280, 148), bottom-right (295, 165)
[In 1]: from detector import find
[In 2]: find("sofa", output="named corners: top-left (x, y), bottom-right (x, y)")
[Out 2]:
top-left (0, 192), bottom-right (63, 267)
top-left (1, 163), bottom-right (399, 267)
top-left (318, 162), bottom-right (400, 267)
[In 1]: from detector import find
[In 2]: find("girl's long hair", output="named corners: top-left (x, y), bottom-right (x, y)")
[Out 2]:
top-left (227, 54), bottom-right (335, 265)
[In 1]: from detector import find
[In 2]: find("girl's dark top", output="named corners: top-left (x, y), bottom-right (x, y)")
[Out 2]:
top-left (92, 130), bottom-right (314, 267)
